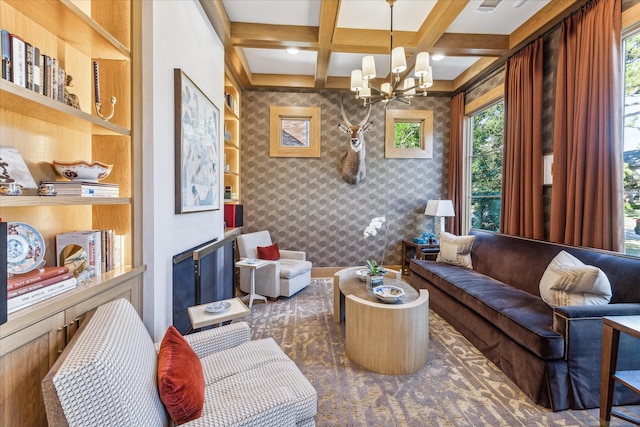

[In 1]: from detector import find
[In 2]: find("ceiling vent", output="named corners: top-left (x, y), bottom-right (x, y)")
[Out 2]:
top-left (475, 0), bottom-right (505, 13)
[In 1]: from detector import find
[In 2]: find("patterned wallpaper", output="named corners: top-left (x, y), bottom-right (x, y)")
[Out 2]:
top-left (240, 90), bottom-right (451, 267)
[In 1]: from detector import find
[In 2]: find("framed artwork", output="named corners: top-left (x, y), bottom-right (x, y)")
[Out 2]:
top-left (269, 106), bottom-right (321, 157)
top-left (384, 109), bottom-right (433, 159)
top-left (174, 69), bottom-right (220, 213)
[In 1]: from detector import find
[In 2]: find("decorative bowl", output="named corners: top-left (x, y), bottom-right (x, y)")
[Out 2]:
top-left (205, 301), bottom-right (231, 314)
top-left (373, 285), bottom-right (405, 303)
top-left (355, 268), bottom-right (370, 282)
top-left (53, 160), bottom-right (113, 182)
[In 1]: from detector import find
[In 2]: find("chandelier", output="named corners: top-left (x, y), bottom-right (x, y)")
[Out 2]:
top-left (349, 0), bottom-right (433, 107)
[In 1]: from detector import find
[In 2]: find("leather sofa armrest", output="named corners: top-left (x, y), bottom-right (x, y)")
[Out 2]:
top-left (280, 250), bottom-right (306, 260)
top-left (182, 322), bottom-right (251, 359)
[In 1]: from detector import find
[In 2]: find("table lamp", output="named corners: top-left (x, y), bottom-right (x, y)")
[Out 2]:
top-left (424, 199), bottom-right (455, 239)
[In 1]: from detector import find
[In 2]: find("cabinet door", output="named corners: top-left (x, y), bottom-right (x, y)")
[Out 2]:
top-left (0, 311), bottom-right (65, 427)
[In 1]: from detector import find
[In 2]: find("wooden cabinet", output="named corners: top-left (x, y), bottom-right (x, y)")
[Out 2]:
top-left (0, 1), bottom-right (142, 425)
top-left (224, 72), bottom-right (241, 204)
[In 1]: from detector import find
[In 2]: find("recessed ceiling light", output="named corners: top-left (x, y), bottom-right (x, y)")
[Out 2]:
top-left (432, 54), bottom-right (445, 61)
top-left (286, 47), bottom-right (300, 55)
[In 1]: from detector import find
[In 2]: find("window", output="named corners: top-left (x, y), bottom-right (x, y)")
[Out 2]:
top-left (384, 109), bottom-right (433, 158)
top-left (269, 106), bottom-right (321, 157)
top-left (468, 101), bottom-right (504, 232)
top-left (623, 31), bottom-right (640, 256)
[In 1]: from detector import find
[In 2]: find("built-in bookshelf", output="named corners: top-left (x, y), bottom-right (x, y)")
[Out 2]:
top-left (224, 72), bottom-right (241, 204)
top-left (0, 1), bottom-right (142, 425)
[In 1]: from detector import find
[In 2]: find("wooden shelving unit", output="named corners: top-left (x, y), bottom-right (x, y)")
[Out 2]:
top-left (224, 72), bottom-right (241, 204)
top-left (0, 1), bottom-right (142, 425)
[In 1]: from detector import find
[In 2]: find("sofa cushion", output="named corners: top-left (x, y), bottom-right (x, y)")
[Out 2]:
top-left (279, 259), bottom-right (312, 279)
top-left (411, 261), bottom-right (564, 360)
top-left (158, 326), bottom-right (205, 425)
top-left (258, 243), bottom-right (281, 260)
top-left (436, 232), bottom-right (475, 268)
top-left (539, 250), bottom-right (612, 307)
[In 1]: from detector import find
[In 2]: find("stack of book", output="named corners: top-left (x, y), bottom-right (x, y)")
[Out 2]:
top-left (7, 266), bottom-right (77, 314)
top-left (41, 181), bottom-right (119, 197)
top-left (56, 230), bottom-right (125, 276)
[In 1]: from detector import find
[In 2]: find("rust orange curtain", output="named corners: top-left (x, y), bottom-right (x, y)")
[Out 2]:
top-left (501, 39), bottom-right (545, 240)
top-left (550, 0), bottom-right (623, 251)
top-left (448, 92), bottom-right (465, 235)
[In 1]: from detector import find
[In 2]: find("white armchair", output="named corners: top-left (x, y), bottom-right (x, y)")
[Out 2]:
top-left (236, 231), bottom-right (312, 298)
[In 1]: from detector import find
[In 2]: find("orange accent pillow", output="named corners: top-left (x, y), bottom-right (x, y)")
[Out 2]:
top-left (157, 326), bottom-right (205, 425)
top-left (257, 242), bottom-right (280, 260)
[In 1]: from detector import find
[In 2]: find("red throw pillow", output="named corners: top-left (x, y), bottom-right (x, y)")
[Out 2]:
top-left (257, 242), bottom-right (280, 260)
top-left (157, 325), bottom-right (205, 425)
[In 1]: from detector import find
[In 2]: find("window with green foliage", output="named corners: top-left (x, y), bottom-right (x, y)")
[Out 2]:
top-left (393, 122), bottom-right (421, 149)
top-left (469, 101), bottom-right (504, 232)
top-left (623, 31), bottom-right (640, 256)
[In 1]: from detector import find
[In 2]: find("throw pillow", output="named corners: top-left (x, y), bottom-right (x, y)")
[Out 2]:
top-left (539, 250), bottom-right (612, 307)
top-left (157, 325), bottom-right (205, 425)
top-left (257, 242), bottom-right (280, 260)
top-left (436, 232), bottom-right (476, 269)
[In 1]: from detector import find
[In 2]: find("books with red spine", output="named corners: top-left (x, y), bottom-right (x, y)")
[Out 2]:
top-left (8, 266), bottom-right (70, 292)
top-left (7, 272), bottom-right (75, 299)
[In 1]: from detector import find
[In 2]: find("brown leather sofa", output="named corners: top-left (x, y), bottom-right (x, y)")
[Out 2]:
top-left (409, 229), bottom-right (640, 411)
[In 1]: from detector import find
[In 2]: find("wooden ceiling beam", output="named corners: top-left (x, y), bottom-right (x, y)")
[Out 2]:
top-left (315, 0), bottom-right (341, 88)
top-left (251, 74), bottom-right (316, 88)
top-left (432, 33), bottom-right (509, 57)
top-left (332, 28), bottom-right (417, 51)
top-left (230, 22), bottom-right (318, 45)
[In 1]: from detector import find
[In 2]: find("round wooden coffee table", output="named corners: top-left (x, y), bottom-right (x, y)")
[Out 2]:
top-left (333, 267), bottom-right (429, 375)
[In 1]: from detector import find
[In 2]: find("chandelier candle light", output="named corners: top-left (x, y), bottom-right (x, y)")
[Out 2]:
top-left (350, 0), bottom-right (433, 107)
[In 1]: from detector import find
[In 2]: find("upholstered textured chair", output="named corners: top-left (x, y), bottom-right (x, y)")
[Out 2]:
top-left (236, 231), bottom-right (312, 298)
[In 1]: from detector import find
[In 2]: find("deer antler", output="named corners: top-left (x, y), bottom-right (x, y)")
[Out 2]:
top-left (340, 97), bottom-right (354, 128)
top-left (359, 104), bottom-right (372, 127)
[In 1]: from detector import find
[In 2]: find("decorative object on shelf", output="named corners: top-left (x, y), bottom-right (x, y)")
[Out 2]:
top-left (174, 69), bottom-right (220, 214)
top-left (7, 222), bottom-right (46, 275)
top-left (0, 183), bottom-right (23, 196)
top-left (0, 146), bottom-right (38, 189)
top-left (63, 75), bottom-right (81, 110)
top-left (364, 259), bottom-right (387, 289)
top-left (339, 100), bottom-right (372, 185)
top-left (363, 216), bottom-right (390, 267)
top-left (425, 199), bottom-right (455, 240)
top-left (52, 160), bottom-right (113, 182)
top-left (355, 268), bottom-right (371, 282)
top-left (93, 61), bottom-right (116, 121)
top-left (373, 284), bottom-right (405, 303)
top-left (349, 0), bottom-right (434, 108)
top-left (37, 183), bottom-right (57, 196)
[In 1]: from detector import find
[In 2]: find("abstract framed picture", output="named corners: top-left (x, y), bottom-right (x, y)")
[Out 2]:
top-left (174, 69), bottom-right (220, 213)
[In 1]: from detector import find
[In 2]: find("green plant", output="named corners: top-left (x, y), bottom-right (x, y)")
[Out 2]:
top-left (366, 259), bottom-right (387, 276)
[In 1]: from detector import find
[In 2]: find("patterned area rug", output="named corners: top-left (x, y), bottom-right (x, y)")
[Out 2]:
top-left (234, 278), bottom-right (638, 426)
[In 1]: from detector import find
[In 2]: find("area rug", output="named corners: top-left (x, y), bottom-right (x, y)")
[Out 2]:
top-left (235, 278), bottom-right (638, 426)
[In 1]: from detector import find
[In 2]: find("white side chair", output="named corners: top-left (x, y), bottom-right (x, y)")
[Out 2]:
top-left (236, 231), bottom-right (312, 298)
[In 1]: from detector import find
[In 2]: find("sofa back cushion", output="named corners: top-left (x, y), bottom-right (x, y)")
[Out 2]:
top-left (50, 298), bottom-right (167, 426)
top-left (469, 229), bottom-right (640, 302)
top-left (237, 230), bottom-right (273, 259)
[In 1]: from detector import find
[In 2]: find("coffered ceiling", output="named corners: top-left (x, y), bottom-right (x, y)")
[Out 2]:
top-left (200, 0), bottom-right (588, 93)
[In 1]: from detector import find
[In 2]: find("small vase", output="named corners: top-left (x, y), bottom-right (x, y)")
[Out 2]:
top-left (366, 274), bottom-right (384, 290)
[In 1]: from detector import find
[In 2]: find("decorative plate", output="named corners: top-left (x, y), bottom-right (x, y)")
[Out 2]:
top-left (7, 222), bottom-right (46, 275)
top-left (355, 268), bottom-right (370, 282)
top-left (373, 285), bottom-right (405, 303)
top-left (205, 301), bottom-right (231, 314)
top-left (246, 259), bottom-right (259, 265)
top-left (52, 160), bottom-right (113, 182)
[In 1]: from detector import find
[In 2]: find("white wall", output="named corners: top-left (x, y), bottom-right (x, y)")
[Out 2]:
top-left (141, 0), bottom-right (225, 340)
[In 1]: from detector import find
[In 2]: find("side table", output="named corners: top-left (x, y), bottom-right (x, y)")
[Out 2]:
top-left (236, 259), bottom-right (269, 308)
top-left (401, 239), bottom-right (439, 276)
top-left (188, 297), bottom-right (250, 330)
top-left (600, 315), bottom-right (640, 426)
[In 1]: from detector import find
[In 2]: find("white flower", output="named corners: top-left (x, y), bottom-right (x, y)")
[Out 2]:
top-left (363, 216), bottom-right (386, 239)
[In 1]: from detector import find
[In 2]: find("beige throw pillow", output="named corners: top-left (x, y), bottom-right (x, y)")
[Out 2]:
top-left (436, 232), bottom-right (475, 269)
top-left (539, 250), bottom-right (611, 307)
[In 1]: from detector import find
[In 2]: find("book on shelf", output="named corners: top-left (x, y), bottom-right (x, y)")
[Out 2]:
top-left (41, 181), bottom-right (120, 197)
top-left (32, 45), bottom-right (40, 93)
top-left (25, 42), bottom-right (33, 91)
top-left (8, 271), bottom-right (75, 298)
top-left (51, 57), bottom-right (57, 101)
top-left (10, 33), bottom-right (25, 87)
top-left (8, 277), bottom-right (77, 314)
top-left (7, 266), bottom-right (70, 291)
top-left (1, 29), bottom-right (10, 81)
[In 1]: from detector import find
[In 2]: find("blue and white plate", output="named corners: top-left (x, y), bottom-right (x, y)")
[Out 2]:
top-left (7, 222), bottom-right (45, 275)
top-left (373, 285), bottom-right (405, 303)
top-left (205, 301), bottom-right (231, 314)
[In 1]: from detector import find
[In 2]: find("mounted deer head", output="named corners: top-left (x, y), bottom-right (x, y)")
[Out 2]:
top-left (338, 100), bottom-right (373, 185)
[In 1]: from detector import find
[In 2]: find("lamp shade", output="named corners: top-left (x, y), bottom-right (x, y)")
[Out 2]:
top-left (424, 199), bottom-right (455, 217)
top-left (362, 56), bottom-right (376, 80)
top-left (350, 70), bottom-right (363, 92)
